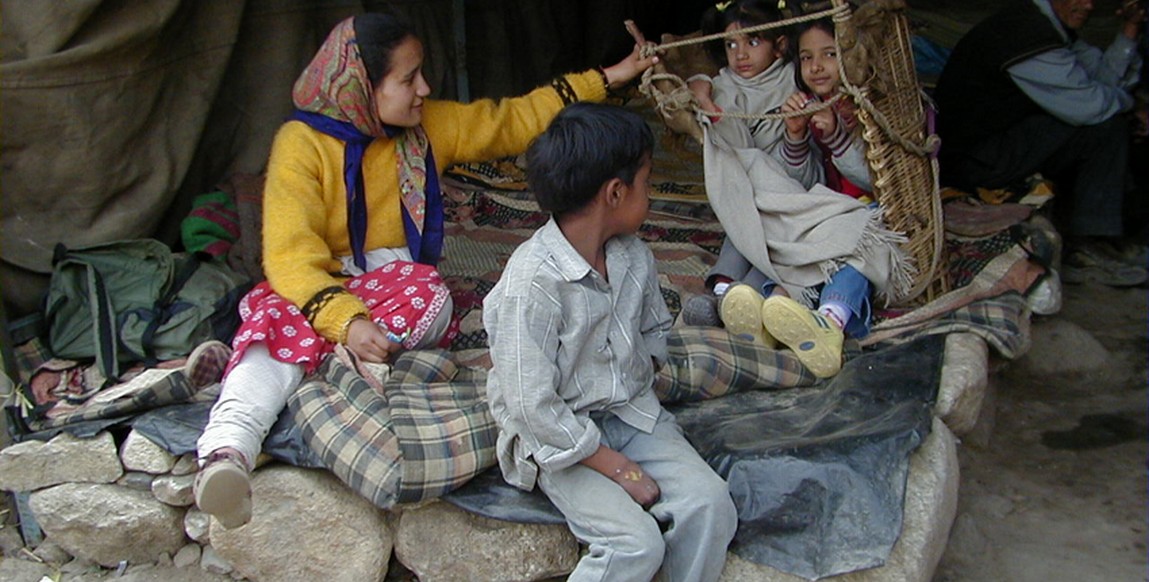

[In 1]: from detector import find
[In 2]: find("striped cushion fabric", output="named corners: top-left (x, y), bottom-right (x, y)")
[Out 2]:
top-left (289, 348), bottom-right (497, 509)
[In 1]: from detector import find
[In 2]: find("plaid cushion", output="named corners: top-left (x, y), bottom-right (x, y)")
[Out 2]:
top-left (24, 368), bottom-right (195, 432)
top-left (288, 349), bottom-right (496, 510)
top-left (655, 327), bottom-right (818, 403)
top-left (866, 293), bottom-right (1031, 359)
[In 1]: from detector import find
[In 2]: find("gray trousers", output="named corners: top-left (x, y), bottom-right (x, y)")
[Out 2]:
top-left (939, 113), bottom-right (1129, 238)
top-left (538, 410), bottom-right (738, 582)
top-left (707, 237), bottom-right (766, 293)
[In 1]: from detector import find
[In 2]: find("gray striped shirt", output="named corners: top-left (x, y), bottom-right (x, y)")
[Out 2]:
top-left (483, 218), bottom-right (672, 490)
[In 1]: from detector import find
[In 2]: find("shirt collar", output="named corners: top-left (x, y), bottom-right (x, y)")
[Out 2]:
top-left (539, 218), bottom-right (594, 282)
top-left (539, 218), bottom-right (630, 283)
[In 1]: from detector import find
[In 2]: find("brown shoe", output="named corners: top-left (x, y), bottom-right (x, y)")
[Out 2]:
top-left (194, 449), bottom-right (252, 529)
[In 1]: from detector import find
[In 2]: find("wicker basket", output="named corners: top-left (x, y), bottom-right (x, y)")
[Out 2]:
top-left (835, 0), bottom-right (947, 304)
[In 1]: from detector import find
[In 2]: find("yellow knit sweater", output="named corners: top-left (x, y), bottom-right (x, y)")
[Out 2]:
top-left (262, 69), bottom-right (607, 342)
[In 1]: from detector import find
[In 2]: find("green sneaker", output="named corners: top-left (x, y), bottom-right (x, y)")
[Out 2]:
top-left (761, 295), bottom-right (844, 378)
top-left (718, 284), bottom-right (776, 348)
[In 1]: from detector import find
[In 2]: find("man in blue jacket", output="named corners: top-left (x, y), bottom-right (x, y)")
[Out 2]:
top-left (935, 0), bottom-right (1146, 286)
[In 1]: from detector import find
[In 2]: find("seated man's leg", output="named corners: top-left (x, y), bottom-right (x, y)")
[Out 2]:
top-left (940, 114), bottom-right (1078, 193)
top-left (943, 114), bottom-right (1143, 284)
top-left (1039, 116), bottom-right (1146, 283)
top-left (1040, 115), bottom-right (1128, 238)
top-left (944, 113), bottom-right (1127, 236)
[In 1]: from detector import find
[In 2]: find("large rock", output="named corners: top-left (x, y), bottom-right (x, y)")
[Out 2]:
top-left (396, 500), bottom-right (579, 582)
top-left (936, 333), bottom-right (989, 436)
top-left (28, 482), bottom-right (186, 567)
top-left (210, 465), bottom-right (392, 582)
top-left (184, 508), bottom-right (212, 544)
top-left (0, 431), bottom-right (122, 492)
top-left (121, 430), bottom-right (178, 474)
top-left (152, 473), bottom-right (196, 507)
top-left (1011, 318), bottom-right (1111, 376)
top-left (719, 417), bottom-right (960, 582)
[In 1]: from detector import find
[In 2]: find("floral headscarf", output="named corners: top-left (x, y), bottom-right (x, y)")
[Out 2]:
top-left (289, 17), bottom-right (444, 270)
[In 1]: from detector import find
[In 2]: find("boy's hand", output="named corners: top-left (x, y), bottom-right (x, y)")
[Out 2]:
top-left (611, 459), bottom-right (661, 509)
top-left (601, 21), bottom-right (660, 89)
top-left (345, 318), bottom-right (403, 364)
top-left (581, 445), bottom-right (661, 509)
top-left (782, 93), bottom-right (813, 140)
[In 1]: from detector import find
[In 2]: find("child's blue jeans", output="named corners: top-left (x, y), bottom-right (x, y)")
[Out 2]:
top-left (751, 264), bottom-right (873, 338)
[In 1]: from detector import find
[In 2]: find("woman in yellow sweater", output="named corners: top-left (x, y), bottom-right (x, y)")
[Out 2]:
top-left (193, 11), bottom-right (658, 528)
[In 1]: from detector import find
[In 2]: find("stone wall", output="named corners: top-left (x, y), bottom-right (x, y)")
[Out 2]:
top-left (0, 334), bottom-right (988, 581)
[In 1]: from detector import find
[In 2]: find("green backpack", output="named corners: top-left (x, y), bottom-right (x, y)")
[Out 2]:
top-left (43, 239), bottom-right (252, 382)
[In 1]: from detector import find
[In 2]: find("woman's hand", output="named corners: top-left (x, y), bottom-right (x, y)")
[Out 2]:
top-left (601, 20), bottom-right (660, 89)
top-left (344, 318), bottom-right (403, 364)
top-left (782, 92), bottom-right (813, 140)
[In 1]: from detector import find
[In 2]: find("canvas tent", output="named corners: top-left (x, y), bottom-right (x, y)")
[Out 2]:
top-left (0, 0), bottom-right (714, 318)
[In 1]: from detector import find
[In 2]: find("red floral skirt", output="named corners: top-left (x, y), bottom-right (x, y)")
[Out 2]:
top-left (226, 261), bottom-right (458, 375)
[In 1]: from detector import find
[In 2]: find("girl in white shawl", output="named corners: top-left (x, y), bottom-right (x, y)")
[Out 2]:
top-left (683, 1), bottom-right (912, 378)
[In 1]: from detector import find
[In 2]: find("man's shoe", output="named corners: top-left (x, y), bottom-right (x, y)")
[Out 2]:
top-left (194, 449), bottom-right (252, 529)
top-left (681, 294), bottom-right (721, 327)
top-left (718, 284), bottom-right (776, 348)
top-left (1027, 270), bottom-right (1063, 316)
top-left (761, 296), bottom-right (844, 378)
top-left (1062, 243), bottom-right (1147, 287)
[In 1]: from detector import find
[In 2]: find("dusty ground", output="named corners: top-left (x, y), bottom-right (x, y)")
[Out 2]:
top-left (935, 280), bottom-right (1148, 582)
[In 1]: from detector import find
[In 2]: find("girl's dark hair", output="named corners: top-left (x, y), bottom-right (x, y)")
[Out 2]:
top-left (700, 0), bottom-right (788, 64)
top-left (526, 103), bottom-right (654, 217)
top-left (354, 12), bottom-right (417, 87)
top-left (790, 18), bottom-right (836, 95)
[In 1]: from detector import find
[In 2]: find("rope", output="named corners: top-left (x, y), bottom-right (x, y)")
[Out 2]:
top-left (636, 0), bottom-right (939, 157)
top-left (640, 4), bottom-right (851, 57)
top-left (643, 70), bottom-right (843, 121)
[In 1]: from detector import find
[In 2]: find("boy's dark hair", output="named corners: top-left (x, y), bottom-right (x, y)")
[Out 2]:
top-left (355, 12), bottom-right (417, 88)
top-left (526, 103), bottom-right (654, 217)
top-left (700, 0), bottom-right (788, 65)
top-left (790, 18), bottom-right (836, 95)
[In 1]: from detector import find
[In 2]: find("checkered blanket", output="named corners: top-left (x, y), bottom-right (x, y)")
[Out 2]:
top-left (287, 327), bottom-right (820, 510)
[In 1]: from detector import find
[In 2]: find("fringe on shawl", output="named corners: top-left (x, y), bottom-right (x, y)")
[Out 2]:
top-left (797, 205), bottom-right (916, 309)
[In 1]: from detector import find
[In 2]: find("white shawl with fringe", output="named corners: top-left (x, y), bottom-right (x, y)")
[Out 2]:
top-left (701, 123), bottom-right (914, 307)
